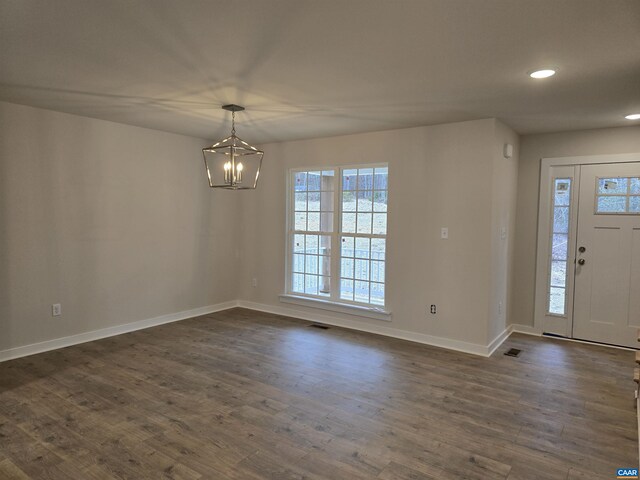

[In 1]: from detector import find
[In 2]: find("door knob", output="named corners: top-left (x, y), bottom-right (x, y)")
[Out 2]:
top-left (578, 258), bottom-right (586, 265)
top-left (578, 246), bottom-right (586, 253)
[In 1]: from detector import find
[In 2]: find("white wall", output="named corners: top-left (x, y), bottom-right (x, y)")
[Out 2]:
top-left (0, 102), bottom-right (521, 358)
top-left (0, 102), bottom-right (240, 352)
top-left (512, 125), bottom-right (640, 328)
top-left (238, 119), bottom-right (518, 352)
top-left (489, 122), bottom-right (519, 343)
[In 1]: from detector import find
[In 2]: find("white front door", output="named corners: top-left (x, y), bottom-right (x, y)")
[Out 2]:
top-left (572, 163), bottom-right (640, 348)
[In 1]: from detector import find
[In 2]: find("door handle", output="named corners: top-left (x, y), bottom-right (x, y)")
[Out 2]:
top-left (578, 258), bottom-right (586, 265)
top-left (579, 246), bottom-right (586, 253)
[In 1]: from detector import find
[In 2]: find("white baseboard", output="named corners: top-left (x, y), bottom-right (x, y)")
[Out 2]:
top-left (237, 300), bottom-right (498, 357)
top-left (0, 300), bottom-right (239, 363)
top-left (1, 300), bottom-right (537, 363)
top-left (487, 326), bottom-right (512, 357)
top-left (509, 323), bottom-right (542, 336)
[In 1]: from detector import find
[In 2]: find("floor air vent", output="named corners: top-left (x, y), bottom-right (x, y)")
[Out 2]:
top-left (309, 324), bottom-right (330, 330)
top-left (504, 348), bottom-right (521, 357)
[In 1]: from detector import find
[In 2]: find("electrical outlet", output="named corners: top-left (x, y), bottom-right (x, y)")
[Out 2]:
top-left (52, 304), bottom-right (61, 316)
top-left (430, 304), bottom-right (437, 314)
top-left (252, 278), bottom-right (258, 288)
top-left (498, 301), bottom-right (503, 315)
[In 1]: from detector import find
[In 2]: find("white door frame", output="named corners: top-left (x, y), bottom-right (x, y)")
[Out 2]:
top-left (534, 152), bottom-right (640, 337)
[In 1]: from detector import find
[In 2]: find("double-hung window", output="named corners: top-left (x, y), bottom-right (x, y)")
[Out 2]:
top-left (287, 165), bottom-right (388, 308)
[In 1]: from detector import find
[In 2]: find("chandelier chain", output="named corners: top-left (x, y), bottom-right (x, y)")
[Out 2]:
top-left (231, 111), bottom-right (236, 136)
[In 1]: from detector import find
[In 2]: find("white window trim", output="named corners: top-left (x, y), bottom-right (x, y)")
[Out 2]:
top-left (283, 164), bottom-right (390, 318)
top-left (279, 294), bottom-right (392, 321)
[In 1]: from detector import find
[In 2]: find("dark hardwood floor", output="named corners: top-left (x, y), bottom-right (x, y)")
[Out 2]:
top-left (0, 308), bottom-right (637, 479)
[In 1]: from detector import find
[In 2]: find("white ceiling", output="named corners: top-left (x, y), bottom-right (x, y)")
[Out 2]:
top-left (1, 0), bottom-right (639, 143)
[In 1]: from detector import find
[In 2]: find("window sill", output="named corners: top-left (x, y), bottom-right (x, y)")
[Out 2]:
top-left (279, 294), bottom-right (392, 322)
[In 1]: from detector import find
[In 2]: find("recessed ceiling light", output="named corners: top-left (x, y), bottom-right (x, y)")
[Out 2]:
top-left (625, 113), bottom-right (640, 120)
top-left (529, 69), bottom-right (556, 79)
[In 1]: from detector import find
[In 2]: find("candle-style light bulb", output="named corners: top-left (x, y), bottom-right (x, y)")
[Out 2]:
top-left (223, 162), bottom-right (231, 183)
top-left (237, 162), bottom-right (243, 183)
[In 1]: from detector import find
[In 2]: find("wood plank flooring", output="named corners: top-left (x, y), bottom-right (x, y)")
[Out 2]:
top-left (0, 307), bottom-right (637, 479)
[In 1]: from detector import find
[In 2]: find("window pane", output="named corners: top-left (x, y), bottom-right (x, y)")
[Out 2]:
top-left (292, 273), bottom-right (304, 293)
top-left (372, 213), bottom-right (387, 235)
top-left (355, 259), bottom-right (370, 281)
top-left (343, 169), bottom-right (357, 191)
top-left (371, 261), bottom-right (385, 283)
top-left (357, 191), bottom-right (373, 212)
top-left (320, 191), bottom-right (334, 212)
top-left (341, 257), bottom-right (354, 279)
top-left (308, 192), bottom-right (320, 211)
top-left (342, 192), bottom-right (356, 211)
top-left (305, 275), bottom-right (318, 295)
top-left (340, 279), bottom-right (354, 301)
top-left (370, 283), bottom-right (385, 306)
top-left (355, 238), bottom-right (370, 258)
top-left (553, 207), bottom-right (569, 233)
top-left (356, 213), bottom-right (372, 234)
top-left (550, 260), bottom-right (567, 288)
top-left (341, 236), bottom-right (355, 255)
top-left (319, 254), bottom-right (331, 277)
top-left (373, 191), bottom-right (388, 211)
top-left (354, 281), bottom-right (370, 303)
top-left (597, 196), bottom-right (626, 213)
top-left (293, 254), bottom-right (304, 273)
top-left (598, 177), bottom-right (627, 194)
top-left (631, 178), bottom-right (640, 195)
top-left (374, 167), bottom-right (388, 190)
top-left (551, 233), bottom-right (568, 260)
top-left (307, 212), bottom-right (320, 231)
top-left (342, 213), bottom-right (356, 233)
top-left (305, 234), bottom-right (319, 254)
top-left (631, 196), bottom-right (640, 213)
top-left (320, 171), bottom-right (335, 192)
top-left (295, 212), bottom-right (307, 231)
top-left (554, 179), bottom-right (571, 206)
top-left (307, 171), bottom-right (322, 191)
top-left (319, 235), bottom-right (331, 255)
top-left (320, 212), bottom-right (333, 232)
top-left (294, 234), bottom-right (305, 253)
top-left (549, 287), bottom-right (565, 315)
top-left (305, 255), bottom-right (318, 275)
top-left (318, 276), bottom-right (331, 296)
top-left (371, 238), bottom-right (386, 257)
top-left (295, 192), bottom-right (307, 211)
top-left (294, 172), bottom-right (307, 191)
top-left (357, 168), bottom-right (373, 190)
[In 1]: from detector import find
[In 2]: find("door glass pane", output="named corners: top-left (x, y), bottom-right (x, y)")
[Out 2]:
top-left (549, 287), bottom-right (565, 315)
top-left (597, 196), bottom-right (626, 213)
top-left (630, 196), bottom-right (640, 213)
top-left (550, 260), bottom-right (567, 288)
top-left (554, 179), bottom-right (571, 206)
top-left (631, 178), bottom-right (640, 195)
top-left (553, 207), bottom-right (570, 233)
top-left (551, 233), bottom-right (568, 260)
top-left (548, 178), bottom-right (572, 316)
top-left (598, 177), bottom-right (628, 195)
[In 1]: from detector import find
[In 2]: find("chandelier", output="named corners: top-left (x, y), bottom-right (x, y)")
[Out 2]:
top-left (202, 104), bottom-right (264, 189)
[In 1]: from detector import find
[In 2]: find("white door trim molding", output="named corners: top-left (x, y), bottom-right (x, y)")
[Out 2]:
top-left (542, 152), bottom-right (640, 168)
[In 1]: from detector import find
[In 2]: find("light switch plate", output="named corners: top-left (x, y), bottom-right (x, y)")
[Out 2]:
top-left (441, 227), bottom-right (448, 239)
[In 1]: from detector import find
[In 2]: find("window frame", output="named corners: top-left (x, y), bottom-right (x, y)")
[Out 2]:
top-left (284, 163), bottom-right (389, 313)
